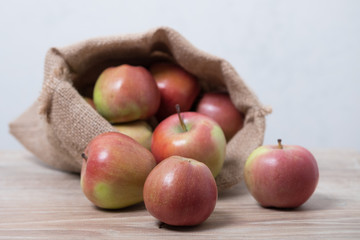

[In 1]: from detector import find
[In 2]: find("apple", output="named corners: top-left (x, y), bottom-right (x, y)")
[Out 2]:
top-left (149, 62), bottom-right (200, 121)
top-left (244, 139), bottom-right (319, 208)
top-left (112, 120), bottom-right (152, 150)
top-left (93, 64), bottom-right (160, 123)
top-left (143, 156), bottom-right (218, 226)
top-left (151, 105), bottom-right (226, 177)
top-left (196, 92), bottom-right (244, 141)
top-left (80, 132), bottom-right (156, 209)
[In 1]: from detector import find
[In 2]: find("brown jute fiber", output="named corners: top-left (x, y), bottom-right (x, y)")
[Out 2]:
top-left (9, 26), bottom-right (271, 190)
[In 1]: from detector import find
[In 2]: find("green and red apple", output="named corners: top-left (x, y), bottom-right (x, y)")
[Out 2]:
top-left (244, 139), bottom-right (319, 208)
top-left (151, 106), bottom-right (226, 177)
top-left (196, 92), bottom-right (244, 141)
top-left (149, 62), bottom-right (200, 121)
top-left (143, 156), bottom-right (218, 226)
top-left (113, 120), bottom-right (152, 150)
top-left (93, 64), bottom-right (160, 123)
top-left (80, 132), bottom-right (156, 209)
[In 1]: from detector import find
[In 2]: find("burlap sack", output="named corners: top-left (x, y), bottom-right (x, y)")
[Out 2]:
top-left (9, 26), bottom-right (271, 190)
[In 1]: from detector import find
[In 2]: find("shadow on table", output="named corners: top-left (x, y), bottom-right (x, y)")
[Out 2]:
top-left (155, 208), bottom-right (239, 232)
top-left (94, 202), bottom-right (146, 213)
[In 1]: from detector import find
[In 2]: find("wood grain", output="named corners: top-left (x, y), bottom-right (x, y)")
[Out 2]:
top-left (0, 149), bottom-right (359, 239)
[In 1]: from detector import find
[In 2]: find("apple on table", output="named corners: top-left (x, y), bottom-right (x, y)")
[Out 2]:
top-left (244, 139), bottom-right (319, 208)
top-left (143, 156), bottom-right (218, 226)
top-left (80, 132), bottom-right (156, 209)
top-left (149, 62), bottom-right (200, 121)
top-left (151, 104), bottom-right (226, 177)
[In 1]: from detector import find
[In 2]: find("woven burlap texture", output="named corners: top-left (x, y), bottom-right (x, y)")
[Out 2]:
top-left (9, 26), bottom-right (271, 191)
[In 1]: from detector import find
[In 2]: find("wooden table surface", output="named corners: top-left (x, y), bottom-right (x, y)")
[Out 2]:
top-left (1, 149), bottom-right (359, 239)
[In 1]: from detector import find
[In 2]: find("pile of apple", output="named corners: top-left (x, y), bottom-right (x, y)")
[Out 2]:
top-left (80, 62), bottom-right (244, 226)
top-left (80, 62), bottom-right (320, 227)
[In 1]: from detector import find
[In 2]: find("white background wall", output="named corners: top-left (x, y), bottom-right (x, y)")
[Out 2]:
top-left (1, 0), bottom-right (359, 151)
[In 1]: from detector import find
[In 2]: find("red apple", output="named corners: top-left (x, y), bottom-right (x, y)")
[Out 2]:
top-left (244, 139), bottom-right (319, 208)
top-left (151, 106), bottom-right (226, 177)
top-left (93, 64), bottom-right (160, 123)
top-left (80, 132), bottom-right (156, 209)
top-left (149, 62), bottom-right (200, 121)
top-left (196, 92), bottom-right (244, 141)
top-left (143, 156), bottom-right (218, 226)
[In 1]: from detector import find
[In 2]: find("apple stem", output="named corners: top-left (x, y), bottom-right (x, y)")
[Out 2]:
top-left (277, 139), bottom-right (283, 149)
top-left (81, 152), bottom-right (88, 161)
top-left (176, 104), bottom-right (187, 132)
